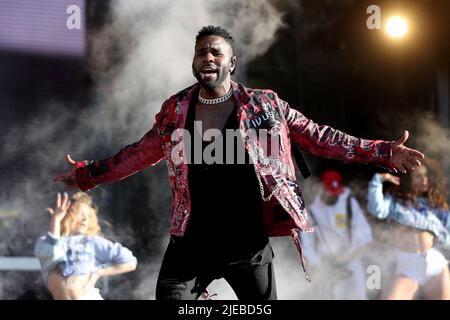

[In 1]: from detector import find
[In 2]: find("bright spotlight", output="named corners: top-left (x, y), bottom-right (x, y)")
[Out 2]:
top-left (386, 16), bottom-right (408, 38)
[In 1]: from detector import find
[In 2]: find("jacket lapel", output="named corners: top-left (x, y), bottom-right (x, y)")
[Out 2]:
top-left (176, 83), bottom-right (199, 130)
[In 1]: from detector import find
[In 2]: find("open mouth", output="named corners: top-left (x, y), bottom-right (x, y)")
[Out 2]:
top-left (200, 66), bottom-right (218, 80)
top-left (201, 65), bottom-right (218, 72)
top-left (201, 73), bottom-right (217, 81)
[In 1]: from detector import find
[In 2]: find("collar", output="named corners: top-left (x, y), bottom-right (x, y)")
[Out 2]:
top-left (176, 80), bottom-right (253, 127)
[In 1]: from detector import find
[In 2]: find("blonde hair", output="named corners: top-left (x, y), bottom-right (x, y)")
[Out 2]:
top-left (60, 192), bottom-right (102, 236)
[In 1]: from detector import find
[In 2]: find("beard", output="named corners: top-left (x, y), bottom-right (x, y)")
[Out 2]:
top-left (193, 65), bottom-right (230, 89)
top-left (321, 193), bottom-right (339, 205)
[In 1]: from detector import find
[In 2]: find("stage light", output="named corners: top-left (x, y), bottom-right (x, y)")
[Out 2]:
top-left (386, 16), bottom-right (408, 38)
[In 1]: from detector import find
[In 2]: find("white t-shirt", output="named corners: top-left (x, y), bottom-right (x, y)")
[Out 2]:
top-left (301, 187), bottom-right (373, 266)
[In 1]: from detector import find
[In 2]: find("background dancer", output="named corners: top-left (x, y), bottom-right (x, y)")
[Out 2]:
top-left (301, 169), bottom-right (373, 299)
top-left (368, 158), bottom-right (450, 299)
top-left (35, 192), bottom-right (137, 300)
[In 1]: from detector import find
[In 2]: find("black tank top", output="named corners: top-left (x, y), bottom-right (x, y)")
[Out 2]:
top-left (183, 93), bottom-right (268, 264)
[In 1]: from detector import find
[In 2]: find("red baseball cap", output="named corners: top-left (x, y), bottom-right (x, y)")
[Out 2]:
top-left (320, 170), bottom-right (344, 196)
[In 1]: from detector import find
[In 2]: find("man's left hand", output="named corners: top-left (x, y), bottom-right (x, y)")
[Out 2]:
top-left (391, 130), bottom-right (425, 174)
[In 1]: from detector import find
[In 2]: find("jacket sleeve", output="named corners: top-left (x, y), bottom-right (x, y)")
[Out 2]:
top-left (434, 209), bottom-right (450, 232)
top-left (75, 104), bottom-right (167, 191)
top-left (92, 236), bottom-right (137, 266)
top-left (367, 173), bottom-right (393, 219)
top-left (34, 233), bottom-right (67, 275)
top-left (278, 97), bottom-right (395, 171)
top-left (434, 211), bottom-right (450, 249)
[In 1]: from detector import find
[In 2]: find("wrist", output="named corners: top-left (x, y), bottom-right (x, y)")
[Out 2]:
top-left (95, 269), bottom-right (104, 278)
top-left (49, 220), bottom-right (61, 236)
top-left (50, 216), bottom-right (63, 224)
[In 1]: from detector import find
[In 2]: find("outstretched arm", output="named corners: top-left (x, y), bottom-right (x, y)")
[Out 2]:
top-left (279, 96), bottom-right (424, 173)
top-left (54, 122), bottom-right (164, 191)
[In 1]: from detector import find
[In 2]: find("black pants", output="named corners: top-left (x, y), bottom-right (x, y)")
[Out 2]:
top-left (155, 236), bottom-right (277, 300)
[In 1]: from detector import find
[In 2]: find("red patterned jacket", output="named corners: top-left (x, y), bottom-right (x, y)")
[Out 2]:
top-left (75, 81), bottom-right (394, 278)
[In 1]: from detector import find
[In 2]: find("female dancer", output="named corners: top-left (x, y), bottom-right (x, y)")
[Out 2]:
top-left (35, 192), bottom-right (137, 299)
top-left (367, 158), bottom-right (450, 299)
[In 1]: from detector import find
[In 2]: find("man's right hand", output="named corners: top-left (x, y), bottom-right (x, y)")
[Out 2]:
top-left (54, 154), bottom-right (78, 190)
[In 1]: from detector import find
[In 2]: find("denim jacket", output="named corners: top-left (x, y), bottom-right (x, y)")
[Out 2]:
top-left (367, 173), bottom-right (450, 248)
top-left (34, 232), bottom-right (137, 285)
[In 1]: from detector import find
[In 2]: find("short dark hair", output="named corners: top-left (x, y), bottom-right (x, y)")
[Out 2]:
top-left (195, 25), bottom-right (235, 52)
